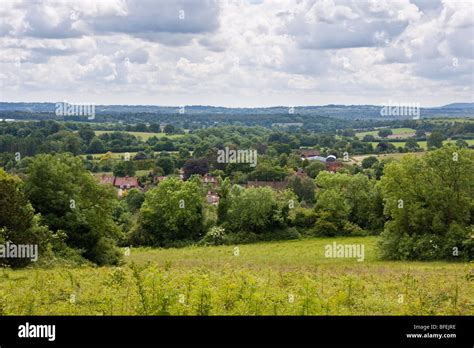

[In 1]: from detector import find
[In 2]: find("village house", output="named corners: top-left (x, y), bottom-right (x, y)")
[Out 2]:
top-left (201, 174), bottom-right (218, 188)
top-left (298, 149), bottom-right (342, 173)
top-left (206, 191), bottom-right (219, 205)
top-left (115, 176), bottom-right (139, 189)
top-left (96, 174), bottom-right (140, 197)
top-left (299, 149), bottom-right (322, 160)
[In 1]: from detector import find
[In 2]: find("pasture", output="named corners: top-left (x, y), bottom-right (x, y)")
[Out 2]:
top-left (0, 237), bottom-right (472, 316)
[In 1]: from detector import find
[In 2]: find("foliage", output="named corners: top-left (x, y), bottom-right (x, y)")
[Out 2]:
top-left (113, 160), bottom-right (136, 177)
top-left (24, 153), bottom-right (122, 265)
top-left (0, 168), bottom-right (51, 267)
top-left (378, 145), bottom-right (474, 260)
top-left (156, 156), bottom-right (175, 175)
top-left (224, 187), bottom-right (291, 234)
top-left (314, 171), bottom-right (384, 235)
top-left (361, 156), bottom-right (378, 169)
top-left (136, 178), bottom-right (205, 246)
top-left (287, 174), bottom-right (316, 203)
top-left (427, 130), bottom-right (445, 149)
top-left (183, 158), bottom-right (209, 179)
top-left (200, 226), bottom-right (226, 246)
top-left (378, 129), bottom-right (393, 138)
top-left (289, 207), bottom-right (318, 229)
top-left (404, 137), bottom-right (421, 151)
top-left (124, 188), bottom-right (145, 212)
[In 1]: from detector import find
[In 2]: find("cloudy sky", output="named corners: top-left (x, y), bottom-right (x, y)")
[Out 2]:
top-left (0, 0), bottom-right (472, 107)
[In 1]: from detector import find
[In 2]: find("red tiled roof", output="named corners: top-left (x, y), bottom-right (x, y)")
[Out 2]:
top-left (114, 176), bottom-right (139, 188)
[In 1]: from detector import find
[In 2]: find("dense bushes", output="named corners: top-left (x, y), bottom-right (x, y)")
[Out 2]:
top-left (0, 134), bottom-right (474, 266)
top-left (132, 177), bottom-right (205, 246)
top-left (312, 172), bottom-right (384, 236)
top-left (0, 169), bottom-right (51, 267)
top-left (24, 154), bottom-right (123, 266)
top-left (224, 187), bottom-right (292, 234)
top-left (0, 157), bottom-right (123, 267)
top-left (379, 146), bottom-right (474, 260)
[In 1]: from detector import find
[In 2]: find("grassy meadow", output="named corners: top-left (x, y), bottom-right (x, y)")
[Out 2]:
top-left (356, 127), bottom-right (416, 139)
top-left (350, 151), bottom-right (427, 164)
top-left (1, 237), bottom-right (472, 316)
top-left (368, 139), bottom-right (474, 151)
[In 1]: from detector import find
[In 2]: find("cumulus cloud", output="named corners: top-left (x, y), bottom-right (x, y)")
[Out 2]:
top-left (0, 0), bottom-right (472, 106)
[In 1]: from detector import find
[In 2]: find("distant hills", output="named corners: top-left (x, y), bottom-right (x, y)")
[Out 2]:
top-left (0, 102), bottom-right (472, 121)
top-left (439, 103), bottom-right (474, 109)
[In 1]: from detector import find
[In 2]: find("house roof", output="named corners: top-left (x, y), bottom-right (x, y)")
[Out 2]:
top-left (299, 149), bottom-right (321, 158)
top-left (307, 155), bottom-right (327, 162)
top-left (114, 176), bottom-right (139, 187)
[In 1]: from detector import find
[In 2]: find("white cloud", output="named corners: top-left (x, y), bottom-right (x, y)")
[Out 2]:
top-left (0, 0), bottom-right (472, 106)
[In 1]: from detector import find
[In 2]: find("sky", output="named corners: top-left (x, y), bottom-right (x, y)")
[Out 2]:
top-left (0, 0), bottom-right (473, 107)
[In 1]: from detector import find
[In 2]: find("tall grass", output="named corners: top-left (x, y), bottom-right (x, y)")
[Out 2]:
top-left (0, 237), bottom-right (472, 315)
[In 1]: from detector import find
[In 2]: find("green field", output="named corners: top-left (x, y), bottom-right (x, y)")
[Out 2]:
top-left (370, 140), bottom-right (428, 150)
top-left (1, 237), bottom-right (472, 315)
top-left (351, 151), bottom-right (427, 164)
top-left (426, 118), bottom-right (474, 124)
top-left (94, 130), bottom-right (184, 140)
top-left (356, 128), bottom-right (415, 139)
top-left (369, 139), bottom-right (474, 150)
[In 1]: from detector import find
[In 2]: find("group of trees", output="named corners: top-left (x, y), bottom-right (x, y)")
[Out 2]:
top-left (312, 172), bottom-right (384, 236)
top-left (1, 117), bottom-right (473, 266)
top-left (123, 146), bottom-right (472, 262)
top-left (379, 146), bottom-right (474, 260)
top-left (1, 154), bottom-right (123, 267)
top-left (2, 120), bottom-right (473, 174)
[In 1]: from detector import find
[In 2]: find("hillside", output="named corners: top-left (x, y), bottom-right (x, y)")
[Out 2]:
top-left (1, 237), bottom-right (472, 315)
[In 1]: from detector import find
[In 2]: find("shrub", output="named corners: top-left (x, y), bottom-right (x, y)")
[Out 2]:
top-left (84, 237), bottom-right (123, 266)
top-left (137, 178), bottom-right (205, 246)
top-left (290, 207), bottom-right (317, 229)
top-left (224, 187), bottom-right (288, 234)
top-left (342, 221), bottom-right (367, 236)
top-left (378, 146), bottom-right (474, 261)
top-left (200, 226), bottom-right (226, 246)
top-left (24, 153), bottom-right (122, 266)
top-left (313, 211), bottom-right (339, 237)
